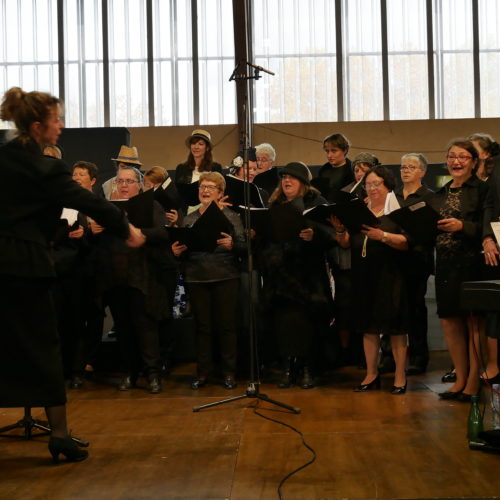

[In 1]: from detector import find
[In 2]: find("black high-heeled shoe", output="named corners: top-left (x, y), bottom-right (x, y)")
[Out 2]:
top-left (390, 382), bottom-right (407, 395)
top-left (353, 375), bottom-right (381, 392)
top-left (48, 436), bottom-right (89, 464)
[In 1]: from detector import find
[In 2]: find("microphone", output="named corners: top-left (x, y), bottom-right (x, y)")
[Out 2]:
top-left (246, 62), bottom-right (275, 76)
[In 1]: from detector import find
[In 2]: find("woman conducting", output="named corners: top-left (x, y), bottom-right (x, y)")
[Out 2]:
top-left (0, 87), bottom-right (143, 463)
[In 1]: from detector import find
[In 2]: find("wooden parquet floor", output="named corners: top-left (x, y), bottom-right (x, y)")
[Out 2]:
top-left (1, 353), bottom-right (499, 500)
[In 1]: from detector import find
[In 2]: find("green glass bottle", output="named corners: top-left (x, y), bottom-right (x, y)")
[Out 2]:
top-left (467, 394), bottom-right (483, 441)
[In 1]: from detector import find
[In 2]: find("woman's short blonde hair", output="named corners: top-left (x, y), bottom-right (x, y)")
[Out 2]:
top-left (199, 171), bottom-right (226, 192)
top-left (144, 165), bottom-right (168, 184)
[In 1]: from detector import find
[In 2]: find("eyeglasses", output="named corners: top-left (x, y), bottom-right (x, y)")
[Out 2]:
top-left (199, 184), bottom-right (218, 192)
top-left (117, 179), bottom-right (139, 185)
top-left (400, 165), bottom-right (420, 172)
top-left (256, 157), bottom-right (271, 163)
top-left (446, 154), bottom-right (472, 163)
top-left (365, 181), bottom-right (384, 189)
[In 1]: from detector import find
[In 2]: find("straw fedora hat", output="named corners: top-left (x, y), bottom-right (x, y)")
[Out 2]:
top-left (185, 129), bottom-right (212, 148)
top-left (112, 145), bottom-right (142, 166)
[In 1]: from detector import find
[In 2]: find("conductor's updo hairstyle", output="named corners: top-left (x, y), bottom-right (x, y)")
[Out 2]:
top-left (0, 87), bottom-right (61, 142)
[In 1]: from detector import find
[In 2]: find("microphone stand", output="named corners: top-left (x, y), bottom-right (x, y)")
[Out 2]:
top-left (193, 62), bottom-right (300, 414)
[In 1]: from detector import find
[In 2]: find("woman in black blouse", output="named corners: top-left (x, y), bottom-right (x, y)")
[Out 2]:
top-left (434, 139), bottom-right (488, 401)
top-left (333, 166), bottom-right (410, 394)
top-left (175, 129), bottom-right (222, 185)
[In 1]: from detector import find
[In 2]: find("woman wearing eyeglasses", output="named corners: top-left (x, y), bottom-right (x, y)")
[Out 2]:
top-left (334, 166), bottom-right (410, 394)
top-left (171, 172), bottom-right (245, 390)
top-left (394, 154), bottom-right (435, 376)
top-left (94, 166), bottom-right (172, 394)
top-left (434, 139), bottom-right (488, 402)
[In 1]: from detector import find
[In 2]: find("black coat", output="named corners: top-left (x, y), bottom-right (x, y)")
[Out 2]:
top-left (0, 137), bottom-right (129, 407)
top-left (258, 190), bottom-right (334, 315)
top-left (0, 138), bottom-right (129, 278)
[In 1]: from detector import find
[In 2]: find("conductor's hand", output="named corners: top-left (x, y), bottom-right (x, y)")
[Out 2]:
top-left (437, 218), bottom-right (463, 233)
top-left (172, 241), bottom-right (188, 256)
top-left (68, 225), bottom-right (84, 239)
top-left (483, 238), bottom-right (499, 266)
top-left (217, 232), bottom-right (233, 250)
top-left (299, 227), bottom-right (314, 241)
top-left (126, 224), bottom-right (146, 248)
top-left (88, 218), bottom-right (104, 235)
top-left (166, 209), bottom-right (179, 226)
top-left (216, 195), bottom-right (233, 210)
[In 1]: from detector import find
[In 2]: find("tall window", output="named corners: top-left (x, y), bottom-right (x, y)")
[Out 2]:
top-left (253, 0), bottom-right (338, 123)
top-left (343, 0), bottom-right (383, 121)
top-left (197, 0), bottom-right (235, 125)
top-left (434, 0), bottom-right (474, 118)
top-left (65, 0), bottom-right (104, 127)
top-left (153, 0), bottom-right (194, 126)
top-left (387, 0), bottom-right (429, 120)
top-left (108, 0), bottom-right (149, 126)
top-left (479, 0), bottom-right (500, 118)
top-left (0, 0), bottom-right (59, 129)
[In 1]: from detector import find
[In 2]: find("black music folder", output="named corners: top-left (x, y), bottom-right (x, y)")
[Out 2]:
top-left (224, 174), bottom-right (265, 208)
top-left (175, 181), bottom-right (200, 207)
top-left (387, 201), bottom-right (441, 245)
top-left (331, 197), bottom-right (380, 233)
top-left (167, 201), bottom-right (233, 252)
top-left (112, 189), bottom-right (155, 228)
top-left (303, 204), bottom-right (336, 225)
top-left (253, 167), bottom-right (280, 195)
top-left (243, 202), bottom-right (307, 242)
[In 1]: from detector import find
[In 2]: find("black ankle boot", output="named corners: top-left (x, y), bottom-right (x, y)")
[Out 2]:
top-left (48, 436), bottom-right (89, 464)
top-left (277, 357), bottom-right (296, 388)
top-left (299, 366), bottom-right (315, 389)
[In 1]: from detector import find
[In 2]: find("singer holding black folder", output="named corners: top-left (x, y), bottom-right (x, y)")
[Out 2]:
top-left (171, 172), bottom-right (245, 390)
top-left (257, 162), bottom-right (333, 389)
top-left (394, 153), bottom-right (434, 376)
top-left (333, 166), bottom-right (410, 395)
top-left (93, 166), bottom-right (172, 394)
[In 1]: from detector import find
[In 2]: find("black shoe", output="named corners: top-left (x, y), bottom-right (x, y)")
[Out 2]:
top-left (70, 376), bottom-right (85, 389)
top-left (390, 382), bottom-right (407, 395)
top-left (48, 436), bottom-right (89, 464)
top-left (438, 389), bottom-right (463, 400)
top-left (191, 376), bottom-right (207, 390)
top-left (223, 376), bottom-right (237, 390)
top-left (148, 376), bottom-right (161, 394)
top-left (118, 375), bottom-right (137, 391)
top-left (354, 375), bottom-right (381, 392)
top-left (441, 369), bottom-right (456, 383)
top-left (481, 372), bottom-right (500, 385)
top-left (277, 357), bottom-right (296, 388)
top-left (299, 367), bottom-right (315, 389)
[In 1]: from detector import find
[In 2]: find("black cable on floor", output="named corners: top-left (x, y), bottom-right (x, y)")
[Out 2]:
top-left (251, 400), bottom-right (317, 500)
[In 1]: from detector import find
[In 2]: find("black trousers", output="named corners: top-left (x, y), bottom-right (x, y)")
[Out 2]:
top-left (107, 285), bottom-right (161, 377)
top-left (187, 278), bottom-right (239, 377)
top-left (406, 270), bottom-right (430, 365)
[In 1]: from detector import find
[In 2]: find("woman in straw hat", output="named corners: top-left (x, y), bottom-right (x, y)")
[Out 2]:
top-left (175, 129), bottom-right (222, 185)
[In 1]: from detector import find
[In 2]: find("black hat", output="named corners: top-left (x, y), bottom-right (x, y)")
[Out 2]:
top-left (280, 162), bottom-right (312, 185)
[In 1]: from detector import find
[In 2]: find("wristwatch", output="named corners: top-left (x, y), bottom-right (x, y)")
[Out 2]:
top-left (381, 231), bottom-right (388, 243)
